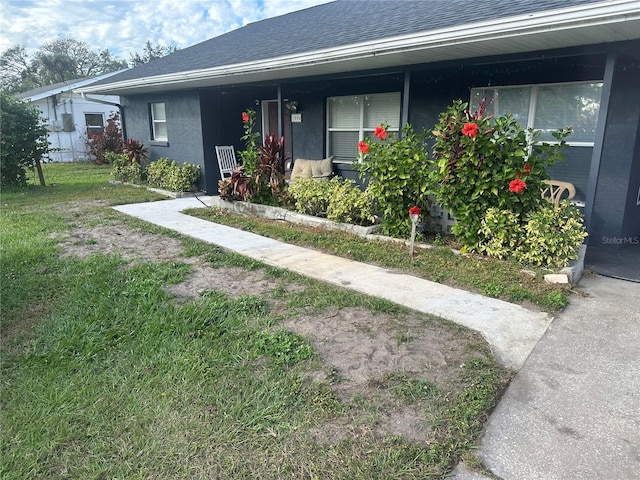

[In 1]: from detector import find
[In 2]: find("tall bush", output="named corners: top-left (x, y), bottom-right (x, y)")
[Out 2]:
top-left (86, 112), bottom-right (124, 164)
top-left (427, 99), bottom-right (571, 250)
top-left (239, 109), bottom-right (260, 175)
top-left (357, 124), bottom-right (430, 238)
top-left (0, 92), bottom-right (50, 186)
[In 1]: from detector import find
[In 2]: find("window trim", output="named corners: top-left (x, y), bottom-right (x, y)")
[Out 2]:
top-left (326, 92), bottom-right (401, 163)
top-left (84, 112), bottom-right (104, 136)
top-left (150, 102), bottom-right (168, 142)
top-left (470, 80), bottom-right (603, 147)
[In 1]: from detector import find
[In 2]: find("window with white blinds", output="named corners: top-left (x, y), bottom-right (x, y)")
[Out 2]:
top-left (471, 82), bottom-right (603, 145)
top-left (327, 92), bottom-right (401, 162)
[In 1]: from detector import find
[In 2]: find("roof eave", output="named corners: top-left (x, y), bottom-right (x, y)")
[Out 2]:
top-left (78, 0), bottom-right (640, 96)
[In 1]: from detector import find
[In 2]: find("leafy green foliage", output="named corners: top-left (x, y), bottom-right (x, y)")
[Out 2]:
top-left (0, 92), bottom-right (50, 186)
top-left (357, 124), bottom-right (430, 238)
top-left (1, 39), bottom-right (127, 94)
top-left (219, 125), bottom-right (288, 205)
top-left (478, 201), bottom-right (587, 268)
top-left (145, 157), bottom-right (201, 192)
top-left (288, 177), bottom-right (377, 226)
top-left (478, 208), bottom-right (523, 259)
top-left (238, 108), bottom-right (261, 175)
top-left (515, 201), bottom-right (588, 268)
top-left (85, 112), bottom-right (124, 165)
top-left (288, 178), bottom-right (331, 216)
top-left (128, 40), bottom-right (179, 68)
top-left (108, 152), bottom-right (141, 183)
top-left (428, 99), bottom-right (571, 249)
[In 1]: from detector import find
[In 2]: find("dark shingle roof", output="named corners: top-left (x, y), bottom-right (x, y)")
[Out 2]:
top-left (90, 0), bottom-right (609, 88)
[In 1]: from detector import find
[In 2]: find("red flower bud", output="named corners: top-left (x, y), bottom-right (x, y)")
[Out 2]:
top-left (358, 141), bottom-right (369, 154)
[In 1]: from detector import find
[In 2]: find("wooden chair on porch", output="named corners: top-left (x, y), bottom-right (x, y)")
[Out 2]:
top-left (215, 146), bottom-right (237, 179)
top-left (542, 180), bottom-right (576, 206)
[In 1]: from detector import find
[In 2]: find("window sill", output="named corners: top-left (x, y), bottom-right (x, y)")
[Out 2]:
top-left (150, 140), bottom-right (169, 147)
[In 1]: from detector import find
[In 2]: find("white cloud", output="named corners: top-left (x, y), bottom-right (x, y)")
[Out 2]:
top-left (0, 0), bottom-right (332, 59)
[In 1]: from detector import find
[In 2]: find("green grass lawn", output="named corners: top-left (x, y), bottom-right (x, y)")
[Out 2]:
top-left (186, 207), bottom-right (572, 312)
top-left (1, 163), bottom-right (511, 479)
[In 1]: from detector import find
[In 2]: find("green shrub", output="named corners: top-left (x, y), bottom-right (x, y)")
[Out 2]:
top-left (288, 178), bottom-right (332, 217)
top-left (357, 124), bottom-right (430, 238)
top-left (427, 99), bottom-right (571, 250)
top-left (288, 177), bottom-right (377, 226)
top-left (0, 92), bottom-right (51, 186)
top-left (477, 208), bottom-right (523, 259)
top-left (477, 201), bottom-right (587, 269)
top-left (109, 152), bottom-right (141, 184)
top-left (145, 157), bottom-right (171, 187)
top-left (326, 180), bottom-right (377, 226)
top-left (515, 200), bottom-right (587, 269)
top-left (145, 157), bottom-right (201, 192)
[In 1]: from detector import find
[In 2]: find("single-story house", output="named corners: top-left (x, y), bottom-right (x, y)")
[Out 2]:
top-left (80, 0), bottom-right (640, 279)
top-left (17, 72), bottom-right (122, 162)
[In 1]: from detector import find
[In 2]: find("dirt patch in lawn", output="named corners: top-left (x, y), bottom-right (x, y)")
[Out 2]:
top-left (54, 221), bottom-right (491, 446)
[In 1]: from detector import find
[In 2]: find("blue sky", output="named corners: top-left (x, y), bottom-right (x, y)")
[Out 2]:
top-left (0, 0), bottom-right (333, 59)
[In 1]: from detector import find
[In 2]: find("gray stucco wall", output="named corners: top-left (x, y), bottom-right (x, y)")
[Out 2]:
top-left (122, 90), bottom-right (206, 190)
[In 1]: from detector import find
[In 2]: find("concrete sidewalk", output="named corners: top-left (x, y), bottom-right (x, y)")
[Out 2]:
top-left (113, 196), bottom-right (552, 370)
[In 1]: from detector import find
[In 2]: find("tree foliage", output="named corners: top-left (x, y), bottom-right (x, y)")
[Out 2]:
top-left (1, 38), bottom-right (178, 94)
top-left (1, 39), bottom-right (127, 94)
top-left (0, 92), bottom-right (51, 186)
top-left (128, 41), bottom-right (178, 67)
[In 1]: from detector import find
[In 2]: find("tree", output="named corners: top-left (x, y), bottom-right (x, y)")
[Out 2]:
top-left (0, 38), bottom-right (127, 94)
top-left (0, 92), bottom-right (50, 186)
top-left (0, 45), bottom-right (38, 93)
top-left (33, 38), bottom-right (127, 84)
top-left (128, 41), bottom-right (179, 67)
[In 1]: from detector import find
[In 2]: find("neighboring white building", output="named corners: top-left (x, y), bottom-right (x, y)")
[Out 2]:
top-left (16, 72), bottom-right (122, 162)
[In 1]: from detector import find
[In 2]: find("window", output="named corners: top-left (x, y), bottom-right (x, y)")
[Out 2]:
top-left (84, 113), bottom-right (103, 136)
top-left (150, 103), bottom-right (168, 141)
top-left (327, 92), bottom-right (401, 162)
top-left (471, 82), bottom-right (603, 145)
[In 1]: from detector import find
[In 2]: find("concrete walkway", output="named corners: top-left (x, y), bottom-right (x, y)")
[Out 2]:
top-left (114, 196), bottom-right (640, 479)
top-left (113, 196), bottom-right (552, 370)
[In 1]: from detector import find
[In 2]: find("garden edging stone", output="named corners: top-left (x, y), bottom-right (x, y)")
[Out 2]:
top-left (210, 197), bottom-right (382, 237)
top-left (108, 179), bottom-right (198, 198)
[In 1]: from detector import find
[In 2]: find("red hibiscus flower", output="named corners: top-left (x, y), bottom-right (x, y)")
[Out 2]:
top-left (242, 112), bottom-right (250, 123)
top-left (374, 126), bottom-right (387, 140)
top-left (409, 205), bottom-right (421, 216)
top-left (462, 122), bottom-right (478, 138)
top-left (509, 178), bottom-right (527, 193)
top-left (358, 141), bottom-right (369, 155)
top-left (523, 163), bottom-right (532, 175)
